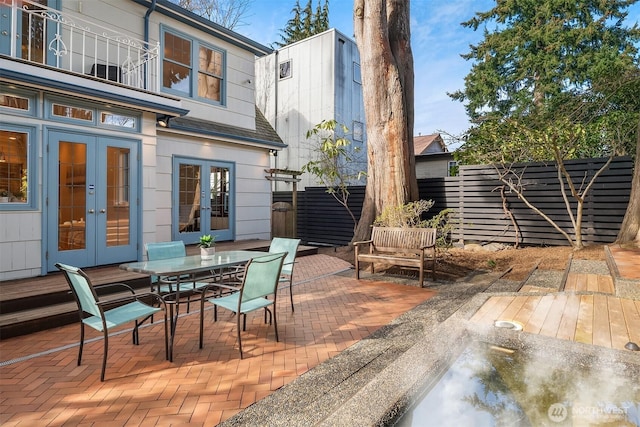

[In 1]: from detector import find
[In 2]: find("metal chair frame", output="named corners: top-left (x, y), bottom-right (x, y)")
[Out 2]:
top-left (56, 263), bottom-right (168, 381)
top-left (199, 252), bottom-right (286, 358)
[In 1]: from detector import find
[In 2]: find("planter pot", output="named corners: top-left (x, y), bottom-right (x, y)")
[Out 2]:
top-left (200, 246), bottom-right (216, 260)
top-left (0, 197), bottom-right (8, 203)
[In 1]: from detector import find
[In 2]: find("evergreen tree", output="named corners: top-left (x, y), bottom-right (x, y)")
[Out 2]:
top-left (274, 0), bottom-right (329, 47)
top-left (451, 0), bottom-right (639, 125)
top-left (302, 0), bottom-right (314, 39)
top-left (450, 0), bottom-right (639, 165)
top-left (313, 0), bottom-right (329, 34)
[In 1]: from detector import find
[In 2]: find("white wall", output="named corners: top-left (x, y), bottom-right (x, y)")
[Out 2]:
top-left (153, 131), bottom-right (272, 244)
top-left (67, 0), bottom-right (258, 130)
top-left (256, 29), bottom-right (366, 190)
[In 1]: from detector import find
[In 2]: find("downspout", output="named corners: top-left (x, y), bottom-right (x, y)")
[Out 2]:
top-left (143, 0), bottom-right (158, 90)
top-left (273, 49), bottom-right (279, 191)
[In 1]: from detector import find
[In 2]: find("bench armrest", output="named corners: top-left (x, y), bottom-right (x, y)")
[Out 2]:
top-left (353, 239), bottom-right (373, 247)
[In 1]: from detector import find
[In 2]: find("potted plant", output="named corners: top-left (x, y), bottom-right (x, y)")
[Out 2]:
top-left (199, 234), bottom-right (216, 260)
top-left (0, 189), bottom-right (8, 203)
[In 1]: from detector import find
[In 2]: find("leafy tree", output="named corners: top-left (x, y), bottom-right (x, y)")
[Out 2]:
top-left (274, 0), bottom-right (330, 47)
top-left (172, 0), bottom-right (253, 29)
top-left (450, 0), bottom-right (640, 248)
top-left (301, 120), bottom-right (365, 231)
top-left (352, 0), bottom-right (418, 242)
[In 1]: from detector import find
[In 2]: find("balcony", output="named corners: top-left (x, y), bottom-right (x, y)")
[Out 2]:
top-left (1, 0), bottom-right (160, 93)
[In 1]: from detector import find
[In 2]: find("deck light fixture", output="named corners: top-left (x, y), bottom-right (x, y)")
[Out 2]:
top-left (157, 115), bottom-right (171, 127)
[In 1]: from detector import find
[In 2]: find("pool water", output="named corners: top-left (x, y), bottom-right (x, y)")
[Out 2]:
top-left (395, 342), bottom-right (639, 426)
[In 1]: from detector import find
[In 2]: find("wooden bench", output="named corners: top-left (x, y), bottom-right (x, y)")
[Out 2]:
top-left (354, 226), bottom-right (436, 287)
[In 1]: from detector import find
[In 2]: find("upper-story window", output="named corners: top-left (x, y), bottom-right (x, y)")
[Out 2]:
top-left (279, 60), bottom-right (292, 80)
top-left (162, 27), bottom-right (226, 105)
top-left (353, 62), bottom-right (361, 84)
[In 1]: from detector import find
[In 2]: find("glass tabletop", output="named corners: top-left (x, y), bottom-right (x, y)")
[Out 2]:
top-left (119, 250), bottom-right (257, 276)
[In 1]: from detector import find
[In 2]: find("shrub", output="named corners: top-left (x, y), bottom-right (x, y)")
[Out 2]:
top-left (374, 201), bottom-right (456, 249)
top-left (373, 200), bottom-right (434, 228)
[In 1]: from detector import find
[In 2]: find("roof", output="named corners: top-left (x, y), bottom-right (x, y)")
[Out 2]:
top-left (168, 106), bottom-right (286, 149)
top-left (130, 0), bottom-right (272, 56)
top-left (414, 134), bottom-right (447, 155)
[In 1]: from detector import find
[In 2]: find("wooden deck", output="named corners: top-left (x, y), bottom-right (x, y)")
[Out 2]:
top-left (471, 273), bottom-right (640, 352)
top-left (564, 272), bottom-right (615, 294)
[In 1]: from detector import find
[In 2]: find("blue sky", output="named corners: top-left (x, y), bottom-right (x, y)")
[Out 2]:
top-left (239, 0), bottom-right (640, 148)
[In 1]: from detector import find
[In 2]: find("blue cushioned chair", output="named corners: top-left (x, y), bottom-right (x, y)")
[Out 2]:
top-left (269, 238), bottom-right (301, 311)
top-left (56, 263), bottom-right (168, 381)
top-left (199, 252), bottom-right (286, 358)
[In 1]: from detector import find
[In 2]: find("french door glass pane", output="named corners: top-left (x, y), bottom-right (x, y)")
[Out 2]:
top-left (106, 146), bottom-right (130, 247)
top-left (58, 141), bottom-right (86, 251)
top-left (179, 164), bottom-right (201, 233)
top-left (0, 130), bottom-right (28, 203)
top-left (209, 166), bottom-right (229, 230)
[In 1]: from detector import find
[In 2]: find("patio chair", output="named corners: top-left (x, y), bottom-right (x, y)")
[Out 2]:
top-left (199, 252), bottom-right (286, 358)
top-left (55, 263), bottom-right (168, 382)
top-left (145, 241), bottom-right (212, 312)
top-left (269, 237), bottom-right (301, 311)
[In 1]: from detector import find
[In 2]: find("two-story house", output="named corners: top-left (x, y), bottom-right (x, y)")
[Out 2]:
top-left (0, 0), bottom-right (284, 281)
top-left (255, 28), bottom-right (367, 190)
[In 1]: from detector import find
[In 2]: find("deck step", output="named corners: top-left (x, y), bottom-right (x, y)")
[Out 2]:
top-left (0, 279), bottom-right (152, 340)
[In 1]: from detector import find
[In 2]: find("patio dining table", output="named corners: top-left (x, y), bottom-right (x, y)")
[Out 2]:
top-left (119, 250), bottom-right (257, 361)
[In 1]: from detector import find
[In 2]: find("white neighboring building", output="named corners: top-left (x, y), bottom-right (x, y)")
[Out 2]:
top-left (255, 29), bottom-right (367, 190)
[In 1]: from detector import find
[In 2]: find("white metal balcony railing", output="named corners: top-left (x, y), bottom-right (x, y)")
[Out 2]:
top-left (2, 0), bottom-right (160, 93)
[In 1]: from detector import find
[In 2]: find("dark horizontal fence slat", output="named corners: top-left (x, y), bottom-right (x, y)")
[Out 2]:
top-left (274, 156), bottom-right (632, 247)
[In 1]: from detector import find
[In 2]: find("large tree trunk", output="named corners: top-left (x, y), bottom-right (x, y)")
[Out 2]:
top-left (615, 119), bottom-right (640, 244)
top-left (352, 0), bottom-right (418, 242)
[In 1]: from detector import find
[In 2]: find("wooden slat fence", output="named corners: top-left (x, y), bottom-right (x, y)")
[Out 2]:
top-left (273, 156), bottom-right (632, 247)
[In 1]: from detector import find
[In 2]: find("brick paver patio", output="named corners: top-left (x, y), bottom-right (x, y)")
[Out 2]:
top-left (0, 254), bottom-right (436, 426)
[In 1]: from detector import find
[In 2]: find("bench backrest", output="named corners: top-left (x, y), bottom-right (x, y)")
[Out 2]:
top-left (371, 226), bottom-right (436, 251)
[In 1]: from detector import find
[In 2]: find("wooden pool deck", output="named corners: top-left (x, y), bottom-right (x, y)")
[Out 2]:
top-left (471, 257), bottom-right (640, 352)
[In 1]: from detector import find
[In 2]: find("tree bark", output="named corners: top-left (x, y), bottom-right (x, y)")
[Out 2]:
top-left (352, 0), bottom-right (418, 242)
top-left (616, 119), bottom-right (640, 244)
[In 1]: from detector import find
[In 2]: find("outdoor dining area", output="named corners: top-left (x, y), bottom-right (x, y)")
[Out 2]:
top-left (56, 238), bottom-right (302, 381)
top-left (0, 243), bottom-right (436, 425)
